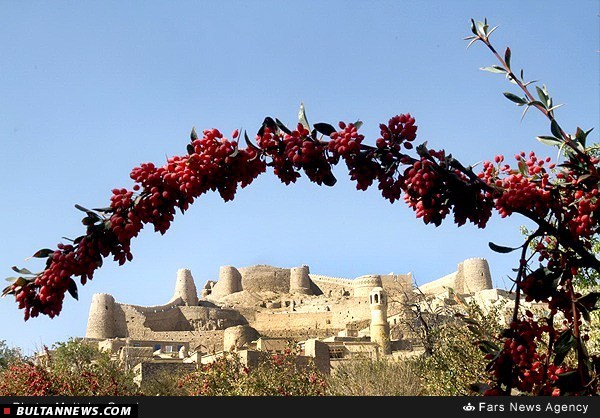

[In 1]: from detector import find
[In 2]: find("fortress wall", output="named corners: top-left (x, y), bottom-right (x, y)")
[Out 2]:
top-left (417, 258), bottom-right (493, 295)
top-left (417, 272), bottom-right (458, 295)
top-left (179, 306), bottom-right (247, 330)
top-left (141, 307), bottom-right (193, 332)
top-left (119, 299), bottom-right (183, 315)
top-left (332, 299), bottom-right (372, 326)
top-left (380, 274), bottom-right (413, 290)
top-left (133, 330), bottom-right (226, 353)
top-left (260, 328), bottom-right (335, 341)
top-left (309, 275), bottom-right (355, 297)
top-left (239, 265), bottom-right (290, 293)
top-left (254, 311), bottom-right (335, 333)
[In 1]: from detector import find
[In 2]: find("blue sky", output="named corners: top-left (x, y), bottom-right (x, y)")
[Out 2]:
top-left (1, 1), bottom-right (598, 354)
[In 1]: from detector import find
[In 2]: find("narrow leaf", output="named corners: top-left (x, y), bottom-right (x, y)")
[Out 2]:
top-left (190, 127), bottom-right (198, 141)
top-left (186, 144), bottom-right (194, 155)
top-left (275, 118), bottom-right (292, 135)
top-left (298, 102), bottom-right (310, 130)
top-left (504, 47), bottom-right (511, 69)
top-left (313, 123), bottom-right (337, 136)
top-left (536, 86), bottom-right (548, 105)
top-left (489, 242), bottom-right (519, 253)
top-left (550, 119), bottom-right (562, 139)
top-left (536, 136), bottom-right (562, 147)
top-left (354, 120), bottom-right (363, 130)
top-left (11, 266), bottom-right (32, 275)
top-left (503, 92), bottom-right (527, 105)
top-left (470, 19), bottom-right (477, 35)
top-left (74, 204), bottom-right (91, 213)
top-left (244, 131), bottom-right (259, 151)
top-left (481, 66), bottom-right (506, 74)
top-left (67, 278), bottom-right (78, 300)
top-left (31, 249), bottom-right (54, 259)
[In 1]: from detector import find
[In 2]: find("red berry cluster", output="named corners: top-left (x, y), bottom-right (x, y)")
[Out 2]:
top-left (329, 121), bottom-right (363, 157)
top-left (485, 319), bottom-right (558, 395)
top-left (282, 124), bottom-right (335, 186)
top-left (403, 157), bottom-right (449, 226)
top-left (376, 113), bottom-right (417, 150)
top-left (481, 152), bottom-right (553, 219)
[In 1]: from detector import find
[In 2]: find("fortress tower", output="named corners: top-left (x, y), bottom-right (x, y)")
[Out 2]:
top-left (85, 293), bottom-right (116, 339)
top-left (210, 266), bottom-right (243, 299)
top-left (460, 258), bottom-right (493, 293)
top-left (290, 265), bottom-right (312, 295)
top-left (354, 275), bottom-right (383, 298)
top-left (369, 286), bottom-right (391, 355)
top-left (171, 268), bottom-right (199, 306)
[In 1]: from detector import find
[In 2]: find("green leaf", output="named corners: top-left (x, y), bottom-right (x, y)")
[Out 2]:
top-left (481, 66), bottom-right (506, 74)
top-left (554, 329), bottom-right (575, 365)
top-left (489, 242), bottom-right (520, 253)
top-left (556, 370), bottom-right (582, 393)
top-left (186, 144), bottom-right (194, 155)
top-left (503, 92), bottom-right (527, 105)
top-left (91, 207), bottom-right (113, 213)
top-left (550, 119), bottom-right (562, 139)
top-left (536, 85), bottom-right (549, 106)
top-left (31, 249), bottom-right (54, 259)
top-left (190, 127), bottom-right (198, 141)
top-left (275, 118), bottom-right (292, 135)
top-left (313, 123), bottom-right (337, 136)
top-left (577, 292), bottom-right (600, 312)
top-left (67, 278), bottom-right (78, 301)
top-left (574, 127), bottom-right (591, 149)
top-left (354, 120), bottom-right (363, 130)
top-left (11, 266), bottom-right (32, 275)
top-left (477, 340), bottom-right (500, 355)
top-left (470, 19), bottom-right (477, 35)
top-left (74, 204), bottom-right (91, 213)
top-left (298, 102), bottom-right (310, 130)
top-left (504, 47), bottom-right (511, 69)
top-left (476, 20), bottom-right (485, 35)
top-left (244, 131), bottom-right (259, 151)
top-left (536, 136), bottom-right (562, 147)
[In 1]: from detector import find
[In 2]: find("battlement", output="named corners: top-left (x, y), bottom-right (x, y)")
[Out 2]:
top-left (417, 258), bottom-right (492, 295)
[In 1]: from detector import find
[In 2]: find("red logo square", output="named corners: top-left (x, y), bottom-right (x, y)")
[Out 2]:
top-left (3, 407), bottom-right (10, 415)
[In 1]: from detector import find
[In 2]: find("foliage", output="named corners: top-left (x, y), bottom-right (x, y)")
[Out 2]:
top-left (176, 349), bottom-right (327, 396)
top-left (0, 340), bottom-right (22, 369)
top-left (0, 338), bottom-right (139, 396)
top-left (325, 356), bottom-right (423, 396)
top-left (413, 301), bottom-right (505, 395)
top-left (2, 18), bottom-right (598, 396)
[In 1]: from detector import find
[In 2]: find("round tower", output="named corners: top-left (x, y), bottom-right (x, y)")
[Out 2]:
top-left (85, 293), bottom-right (116, 339)
top-left (290, 265), bottom-right (312, 295)
top-left (172, 268), bottom-right (199, 306)
top-left (354, 275), bottom-right (383, 298)
top-left (369, 287), bottom-right (391, 355)
top-left (211, 266), bottom-right (242, 299)
top-left (461, 258), bottom-right (493, 293)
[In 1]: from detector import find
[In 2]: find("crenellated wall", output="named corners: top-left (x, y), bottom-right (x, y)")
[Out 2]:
top-left (417, 258), bottom-right (493, 295)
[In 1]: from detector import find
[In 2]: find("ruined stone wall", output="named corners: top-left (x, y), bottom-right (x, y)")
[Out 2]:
top-left (417, 258), bottom-right (492, 295)
top-left (253, 297), bottom-right (372, 333)
top-left (239, 265), bottom-right (291, 293)
top-left (309, 275), bottom-right (355, 297)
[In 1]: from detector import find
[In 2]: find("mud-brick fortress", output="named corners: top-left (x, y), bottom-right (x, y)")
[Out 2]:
top-left (83, 258), bottom-right (514, 384)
